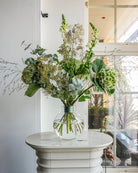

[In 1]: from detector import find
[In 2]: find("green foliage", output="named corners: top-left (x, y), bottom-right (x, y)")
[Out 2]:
top-left (97, 68), bottom-right (117, 94)
top-left (107, 89), bottom-right (115, 95)
top-left (84, 90), bottom-right (90, 94)
top-left (89, 22), bottom-right (99, 48)
top-left (59, 14), bottom-right (68, 41)
top-left (90, 76), bottom-right (105, 92)
top-left (89, 23), bottom-right (97, 32)
top-left (25, 83), bottom-right (40, 97)
top-left (22, 64), bottom-right (36, 84)
top-left (79, 95), bottom-right (91, 102)
top-left (31, 45), bottom-right (45, 56)
top-left (22, 14), bottom-right (117, 106)
top-left (25, 58), bottom-right (36, 65)
top-left (60, 58), bottom-right (82, 78)
top-left (79, 96), bottom-right (86, 102)
top-left (92, 59), bottom-right (105, 74)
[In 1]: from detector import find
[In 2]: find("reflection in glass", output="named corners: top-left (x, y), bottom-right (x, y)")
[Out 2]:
top-left (117, 8), bottom-right (138, 42)
top-left (116, 94), bottom-right (138, 129)
top-left (102, 143), bottom-right (114, 166)
top-left (88, 56), bottom-right (114, 130)
top-left (88, 93), bottom-right (114, 129)
top-left (88, 2), bottom-right (138, 168)
top-left (116, 56), bottom-right (138, 92)
top-left (89, 56), bottom-right (138, 130)
top-left (89, 8), bottom-right (114, 42)
top-left (107, 130), bottom-right (138, 167)
top-left (115, 130), bottom-right (138, 166)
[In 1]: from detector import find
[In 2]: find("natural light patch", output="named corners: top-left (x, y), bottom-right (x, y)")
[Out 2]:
top-left (119, 20), bottom-right (138, 42)
top-left (119, 56), bottom-right (138, 92)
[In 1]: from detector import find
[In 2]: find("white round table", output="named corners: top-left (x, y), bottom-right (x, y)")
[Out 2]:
top-left (26, 131), bottom-right (113, 173)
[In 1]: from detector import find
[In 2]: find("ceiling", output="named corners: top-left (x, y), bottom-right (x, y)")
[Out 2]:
top-left (89, 0), bottom-right (138, 6)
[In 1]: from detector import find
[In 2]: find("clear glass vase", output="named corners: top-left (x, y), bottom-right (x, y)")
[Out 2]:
top-left (53, 105), bottom-right (84, 139)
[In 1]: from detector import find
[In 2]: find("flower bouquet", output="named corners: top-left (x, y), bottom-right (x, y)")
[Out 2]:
top-left (21, 15), bottom-right (117, 139)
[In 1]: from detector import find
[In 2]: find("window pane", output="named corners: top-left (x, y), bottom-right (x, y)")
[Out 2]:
top-left (89, 0), bottom-right (114, 6)
top-left (89, 8), bottom-right (114, 42)
top-left (116, 94), bottom-right (138, 130)
top-left (117, 8), bottom-right (138, 42)
top-left (88, 56), bottom-right (115, 130)
top-left (117, 0), bottom-right (138, 5)
top-left (115, 130), bottom-right (138, 167)
top-left (116, 56), bottom-right (138, 92)
top-left (88, 94), bottom-right (114, 129)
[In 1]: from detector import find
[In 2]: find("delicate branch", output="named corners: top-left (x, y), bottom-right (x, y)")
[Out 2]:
top-left (0, 58), bottom-right (25, 94)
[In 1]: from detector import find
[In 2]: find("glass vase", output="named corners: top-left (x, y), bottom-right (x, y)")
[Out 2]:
top-left (53, 105), bottom-right (84, 139)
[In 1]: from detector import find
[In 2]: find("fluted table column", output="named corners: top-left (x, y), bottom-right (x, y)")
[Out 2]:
top-left (26, 131), bottom-right (112, 173)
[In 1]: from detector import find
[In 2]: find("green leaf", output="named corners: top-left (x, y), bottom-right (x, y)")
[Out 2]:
top-left (107, 89), bottom-right (115, 95)
top-left (62, 14), bottom-right (66, 25)
top-left (24, 43), bottom-right (32, 50)
top-left (90, 77), bottom-right (104, 92)
top-left (90, 22), bottom-right (97, 32)
top-left (75, 59), bottom-right (81, 70)
top-left (78, 95), bottom-right (91, 102)
top-left (78, 90), bottom-right (83, 95)
top-left (84, 90), bottom-right (90, 95)
top-left (84, 96), bottom-right (91, 99)
top-left (25, 84), bottom-right (40, 97)
top-left (36, 45), bottom-right (40, 49)
top-left (92, 59), bottom-right (105, 74)
top-left (78, 96), bottom-right (86, 102)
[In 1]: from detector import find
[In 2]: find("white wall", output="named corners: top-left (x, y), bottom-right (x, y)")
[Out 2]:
top-left (41, 0), bottom-right (88, 132)
top-left (0, 0), bottom-right (88, 172)
top-left (0, 0), bottom-right (41, 173)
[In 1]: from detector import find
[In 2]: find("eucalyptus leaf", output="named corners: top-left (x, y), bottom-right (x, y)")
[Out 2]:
top-left (25, 58), bottom-right (35, 65)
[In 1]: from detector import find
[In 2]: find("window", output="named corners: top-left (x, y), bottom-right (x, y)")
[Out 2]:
top-left (88, 0), bottom-right (138, 170)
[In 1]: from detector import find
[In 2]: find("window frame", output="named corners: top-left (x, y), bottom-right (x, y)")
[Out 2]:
top-left (88, 0), bottom-right (138, 171)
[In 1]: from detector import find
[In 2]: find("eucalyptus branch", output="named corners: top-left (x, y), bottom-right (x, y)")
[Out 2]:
top-left (71, 84), bottom-right (94, 105)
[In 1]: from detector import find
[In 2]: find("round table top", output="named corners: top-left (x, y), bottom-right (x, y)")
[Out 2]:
top-left (26, 131), bottom-right (113, 150)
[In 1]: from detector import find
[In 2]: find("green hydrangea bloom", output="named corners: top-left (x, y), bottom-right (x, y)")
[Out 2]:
top-left (21, 64), bottom-right (35, 84)
top-left (97, 68), bottom-right (117, 91)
